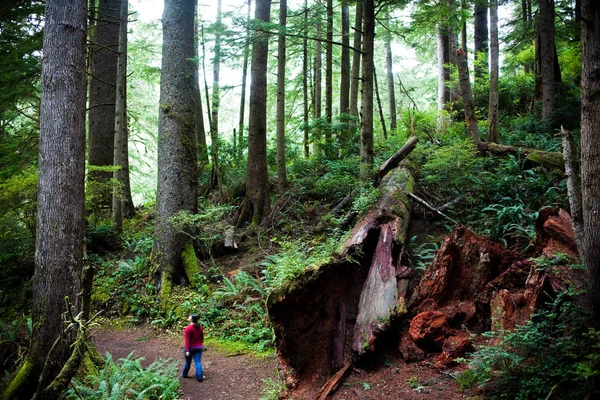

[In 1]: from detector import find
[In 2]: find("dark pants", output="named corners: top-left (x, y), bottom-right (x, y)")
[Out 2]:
top-left (182, 347), bottom-right (203, 381)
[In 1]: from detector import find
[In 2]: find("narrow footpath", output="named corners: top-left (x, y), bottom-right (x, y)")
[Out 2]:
top-left (93, 326), bottom-right (278, 400)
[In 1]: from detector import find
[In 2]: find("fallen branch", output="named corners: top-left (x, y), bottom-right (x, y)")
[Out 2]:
top-left (407, 192), bottom-right (458, 225)
top-left (314, 360), bottom-right (353, 400)
top-left (438, 195), bottom-right (465, 212)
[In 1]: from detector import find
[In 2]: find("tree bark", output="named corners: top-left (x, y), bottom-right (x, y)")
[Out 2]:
top-left (374, 65), bottom-right (387, 139)
top-left (88, 0), bottom-right (120, 212)
top-left (340, 3), bottom-right (350, 115)
top-left (560, 127), bottom-right (584, 259)
top-left (473, 0), bottom-right (488, 81)
top-left (349, 0), bottom-right (363, 127)
top-left (437, 25), bottom-right (451, 111)
top-left (276, 0), bottom-right (288, 193)
top-left (238, 0), bottom-right (271, 226)
top-left (2, 1), bottom-right (88, 398)
top-left (538, 0), bottom-right (556, 121)
top-left (303, 0), bottom-right (309, 158)
top-left (237, 0), bottom-right (252, 161)
top-left (194, 6), bottom-right (209, 165)
top-left (580, 0), bottom-right (600, 323)
top-left (314, 1), bottom-right (322, 122)
top-left (153, 0), bottom-right (198, 307)
top-left (210, 0), bottom-right (222, 189)
top-left (385, 25), bottom-right (396, 133)
top-left (325, 0), bottom-right (333, 128)
top-left (360, 0), bottom-right (374, 181)
top-left (347, 166), bottom-right (414, 356)
top-left (112, 0), bottom-right (130, 232)
top-left (488, 0), bottom-right (499, 143)
top-left (456, 48), bottom-right (481, 145)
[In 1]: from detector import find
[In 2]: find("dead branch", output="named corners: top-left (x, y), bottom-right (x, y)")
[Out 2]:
top-left (407, 192), bottom-right (458, 225)
top-left (375, 136), bottom-right (418, 182)
top-left (314, 360), bottom-right (353, 400)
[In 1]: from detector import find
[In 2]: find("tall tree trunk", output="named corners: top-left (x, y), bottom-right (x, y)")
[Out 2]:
top-left (340, 2), bottom-right (350, 115)
top-left (237, 0), bottom-right (252, 161)
top-left (385, 23), bottom-right (396, 133)
top-left (2, 1), bottom-right (88, 399)
top-left (523, 0), bottom-right (532, 73)
top-left (195, 6), bottom-right (209, 165)
top-left (456, 48), bottom-right (481, 145)
top-left (325, 0), bottom-right (333, 127)
top-left (276, 0), bottom-right (288, 192)
top-left (437, 26), bottom-right (451, 111)
top-left (201, 25), bottom-right (212, 129)
top-left (88, 0), bottom-right (120, 213)
top-left (303, 0), bottom-right (310, 158)
top-left (374, 65), bottom-right (387, 139)
top-left (560, 127), bottom-right (584, 259)
top-left (360, 0), bottom-right (374, 181)
top-left (153, 0), bottom-right (198, 308)
top-left (312, 0), bottom-right (323, 150)
top-left (538, 0), bottom-right (556, 121)
top-left (473, 0), bottom-right (488, 81)
top-left (210, 0), bottom-right (222, 188)
top-left (113, 0), bottom-right (130, 232)
top-left (349, 0), bottom-right (363, 127)
top-left (238, 0), bottom-right (271, 226)
top-left (580, 0), bottom-right (600, 324)
top-left (488, 0), bottom-right (499, 143)
top-left (314, 1), bottom-right (322, 122)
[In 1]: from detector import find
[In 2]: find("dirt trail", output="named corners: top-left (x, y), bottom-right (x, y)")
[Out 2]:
top-left (93, 326), bottom-right (278, 400)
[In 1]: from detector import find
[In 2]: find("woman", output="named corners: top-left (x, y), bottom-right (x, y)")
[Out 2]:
top-left (181, 313), bottom-right (204, 382)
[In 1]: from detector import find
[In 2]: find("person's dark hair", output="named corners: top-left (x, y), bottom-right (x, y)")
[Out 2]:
top-left (190, 314), bottom-right (200, 324)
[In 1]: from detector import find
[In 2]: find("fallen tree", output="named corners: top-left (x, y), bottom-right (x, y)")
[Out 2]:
top-left (478, 141), bottom-right (564, 171)
top-left (267, 158), bottom-right (417, 397)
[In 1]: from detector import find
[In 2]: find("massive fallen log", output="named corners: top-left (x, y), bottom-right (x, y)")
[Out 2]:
top-left (267, 162), bottom-right (416, 398)
top-left (478, 141), bottom-right (564, 171)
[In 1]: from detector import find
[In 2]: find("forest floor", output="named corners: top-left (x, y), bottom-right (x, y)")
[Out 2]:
top-left (93, 325), bottom-right (279, 400)
top-left (93, 325), bottom-right (475, 400)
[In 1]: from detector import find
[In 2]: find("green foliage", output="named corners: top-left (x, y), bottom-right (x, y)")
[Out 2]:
top-left (92, 255), bottom-right (158, 324)
top-left (66, 352), bottom-right (181, 400)
top-left (406, 235), bottom-right (440, 272)
top-left (420, 137), bottom-right (485, 200)
top-left (85, 166), bottom-right (121, 225)
top-left (0, 317), bottom-right (30, 384)
top-left (260, 377), bottom-right (285, 400)
top-left (260, 235), bottom-right (342, 292)
top-left (480, 202), bottom-right (537, 250)
top-left (288, 156), bottom-right (361, 203)
top-left (350, 186), bottom-right (380, 216)
top-left (0, 169), bottom-right (36, 312)
top-left (213, 271), bottom-right (266, 303)
top-left (459, 294), bottom-right (600, 399)
top-left (168, 204), bottom-right (236, 257)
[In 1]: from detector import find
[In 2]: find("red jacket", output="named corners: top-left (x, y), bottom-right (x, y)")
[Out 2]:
top-left (184, 324), bottom-right (204, 351)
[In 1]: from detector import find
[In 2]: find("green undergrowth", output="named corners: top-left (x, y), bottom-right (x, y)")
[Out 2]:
top-left (203, 337), bottom-right (274, 358)
top-left (65, 352), bottom-right (180, 400)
